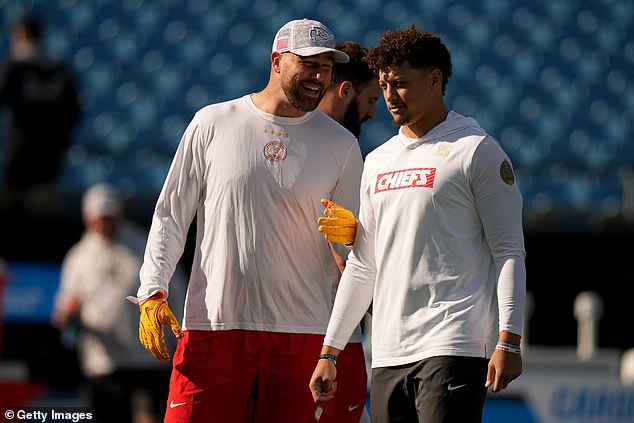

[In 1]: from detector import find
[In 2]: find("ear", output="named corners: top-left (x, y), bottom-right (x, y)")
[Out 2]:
top-left (337, 81), bottom-right (354, 100)
top-left (271, 52), bottom-right (283, 73)
top-left (430, 69), bottom-right (443, 91)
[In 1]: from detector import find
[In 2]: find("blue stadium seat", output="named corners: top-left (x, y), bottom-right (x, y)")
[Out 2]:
top-left (66, 2), bottom-right (96, 31)
top-left (108, 29), bottom-right (144, 64)
top-left (2, 0), bottom-right (630, 224)
top-left (82, 61), bottom-right (119, 95)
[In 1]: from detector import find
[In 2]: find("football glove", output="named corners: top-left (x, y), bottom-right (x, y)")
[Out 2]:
top-left (139, 291), bottom-right (182, 362)
top-left (318, 199), bottom-right (358, 245)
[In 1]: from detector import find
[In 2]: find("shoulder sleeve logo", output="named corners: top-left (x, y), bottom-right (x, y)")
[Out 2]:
top-left (500, 159), bottom-right (515, 185)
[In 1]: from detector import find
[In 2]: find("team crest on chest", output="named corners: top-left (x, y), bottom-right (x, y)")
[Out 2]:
top-left (435, 143), bottom-right (451, 157)
top-left (263, 140), bottom-right (288, 162)
top-left (263, 129), bottom-right (289, 163)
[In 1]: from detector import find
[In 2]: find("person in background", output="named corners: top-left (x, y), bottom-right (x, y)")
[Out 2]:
top-left (0, 14), bottom-right (80, 211)
top-left (133, 18), bottom-right (365, 422)
top-left (310, 26), bottom-right (526, 423)
top-left (52, 183), bottom-right (185, 423)
top-left (318, 40), bottom-right (381, 423)
top-left (319, 41), bottom-right (381, 139)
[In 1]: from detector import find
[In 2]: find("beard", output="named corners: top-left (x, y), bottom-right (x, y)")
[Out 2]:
top-left (281, 75), bottom-right (325, 112)
top-left (341, 98), bottom-right (363, 138)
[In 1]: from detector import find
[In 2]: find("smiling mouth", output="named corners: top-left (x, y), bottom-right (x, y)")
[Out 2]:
top-left (301, 83), bottom-right (321, 95)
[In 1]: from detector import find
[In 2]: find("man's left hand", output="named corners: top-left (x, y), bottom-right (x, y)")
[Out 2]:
top-left (486, 349), bottom-right (522, 392)
top-left (317, 199), bottom-right (357, 245)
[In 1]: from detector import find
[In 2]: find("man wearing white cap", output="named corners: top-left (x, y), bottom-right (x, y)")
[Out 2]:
top-left (134, 18), bottom-right (365, 422)
top-left (52, 183), bottom-right (185, 423)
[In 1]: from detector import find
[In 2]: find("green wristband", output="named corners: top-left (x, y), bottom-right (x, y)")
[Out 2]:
top-left (318, 353), bottom-right (337, 365)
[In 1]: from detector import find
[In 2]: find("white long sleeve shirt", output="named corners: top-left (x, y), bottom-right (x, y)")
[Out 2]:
top-left (138, 95), bottom-right (363, 335)
top-left (324, 111), bottom-right (526, 368)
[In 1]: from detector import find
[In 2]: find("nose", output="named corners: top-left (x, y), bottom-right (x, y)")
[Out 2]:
top-left (384, 85), bottom-right (398, 103)
top-left (309, 72), bottom-right (326, 89)
top-left (311, 68), bottom-right (329, 84)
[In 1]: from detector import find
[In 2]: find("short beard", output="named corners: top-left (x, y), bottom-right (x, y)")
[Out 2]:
top-left (281, 76), bottom-right (323, 112)
top-left (341, 98), bottom-right (363, 138)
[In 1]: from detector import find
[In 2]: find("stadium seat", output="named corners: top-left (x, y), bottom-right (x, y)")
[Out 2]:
top-left (1, 0), bottom-right (630, 225)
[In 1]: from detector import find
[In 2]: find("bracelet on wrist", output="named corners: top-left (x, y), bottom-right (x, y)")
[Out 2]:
top-left (318, 353), bottom-right (338, 365)
top-left (495, 342), bottom-right (521, 354)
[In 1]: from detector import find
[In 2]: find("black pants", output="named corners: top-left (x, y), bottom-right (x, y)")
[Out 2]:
top-left (87, 368), bottom-right (170, 423)
top-left (370, 356), bottom-right (488, 423)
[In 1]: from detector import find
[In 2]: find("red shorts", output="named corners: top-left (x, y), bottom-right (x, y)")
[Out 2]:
top-left (164, 330), bottom-right (365, 423)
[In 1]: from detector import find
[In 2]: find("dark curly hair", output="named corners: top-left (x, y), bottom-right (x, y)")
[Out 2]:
top-left (365, 25), bottom-right (452, 95)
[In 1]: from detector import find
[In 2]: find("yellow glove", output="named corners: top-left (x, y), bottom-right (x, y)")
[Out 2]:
top-left (318, 199), bottom-right (358, 245)
top-left (139, 291), bottom-right (183, 362)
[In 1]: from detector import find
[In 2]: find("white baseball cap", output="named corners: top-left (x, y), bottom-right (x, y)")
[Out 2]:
top-left (82, 183), bottom-right (122, 218)
top-left (272, 19), bottom-right (349, 63)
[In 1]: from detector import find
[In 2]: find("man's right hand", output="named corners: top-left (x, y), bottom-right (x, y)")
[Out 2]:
top-left (139, 291), bottom-right (183, 362)
top-left (309, 359), bottom-right (338, 403)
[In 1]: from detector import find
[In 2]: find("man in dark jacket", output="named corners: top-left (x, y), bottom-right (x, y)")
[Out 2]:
top-left (0, 14), bottom-right (81, 210)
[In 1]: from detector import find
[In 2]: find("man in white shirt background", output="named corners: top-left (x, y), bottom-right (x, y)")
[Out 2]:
top-left (53, 183), bottom-right (185, 423)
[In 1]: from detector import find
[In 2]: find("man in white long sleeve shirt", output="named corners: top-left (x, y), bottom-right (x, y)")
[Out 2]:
top-left (310, 26), bottom-right (526, 423)
top-left (135, 18), bottom-right (365, 423)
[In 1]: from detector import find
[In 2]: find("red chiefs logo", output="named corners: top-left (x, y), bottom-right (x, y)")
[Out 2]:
top-left (375, 168), bottom-right (436, 193)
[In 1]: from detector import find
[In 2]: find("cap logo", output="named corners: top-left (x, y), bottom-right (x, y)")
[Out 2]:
top-left (275, 28), bottom-right (292, 51)
top-left (276, 38), bottom-right (289, 50)
top-left (309, 26), bottom-right (333, 46)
